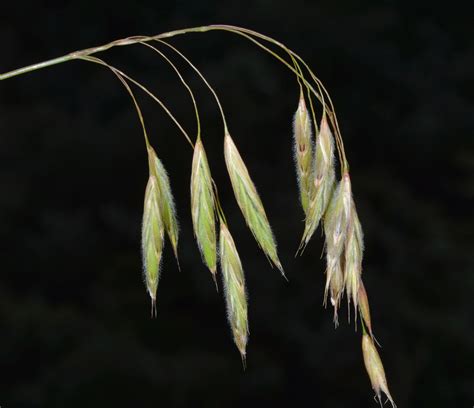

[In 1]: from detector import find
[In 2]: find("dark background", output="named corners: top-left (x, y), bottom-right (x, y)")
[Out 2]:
top-left (0, 1), bottom-right (472, 407)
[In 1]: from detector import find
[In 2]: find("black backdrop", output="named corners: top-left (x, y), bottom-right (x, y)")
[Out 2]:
top-left (0, 1), bottom-right (472, 407)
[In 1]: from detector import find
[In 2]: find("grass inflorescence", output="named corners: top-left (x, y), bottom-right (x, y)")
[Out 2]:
top-left (0, 24), bottom-right (396, 406)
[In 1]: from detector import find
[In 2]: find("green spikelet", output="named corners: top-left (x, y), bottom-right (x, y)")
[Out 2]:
top-left (147, 146), bottom-right (179, 265)
top-left (142, 175), bottom-right (164, 317)
top-left (224, 131), bottom-right (284, 276)
top-left (293, 92), bottom-right (314, 214)
top-left (190, 139), bottom-right (217, 278)
top-left (220, 222), bottom-right (249, 361)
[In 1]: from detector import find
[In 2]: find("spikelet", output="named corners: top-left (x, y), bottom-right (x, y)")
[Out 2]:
top-left (224, 131), bottom-right (284, 276)
top-left (358, 280), bottom-right (374, 338)
top-left (293, 91), bottom-right (314, 214)
top-left (220, 222), bottom-right (249, 361)
top-left (147, 146), bottom-right (179, 264)
top-left (324, 173), bottom-right (352, 264)
top-left (190, 139), bottom-right (217, 279)
top-left (323, 174), bottom-right (352, 320)
top-left (300, 114), bottom-right (336, 247)
top-left (142, 174), bottom-right (164, 317)
top-left (344, 201), bottom-right (364, 319)
top-left (362, 333), bottom-right (396, 407)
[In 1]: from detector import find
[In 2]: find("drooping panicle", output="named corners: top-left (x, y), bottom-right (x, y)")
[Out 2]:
top-left (362, 333), bottom-right (396, 407)
top-left (300, 114), bottom-right (336, 247)
top-left (220, 222), bottom-right (249, 360)
top-left (147, 146), bottom-right (179, 264)
top-left (190, 139), bottom-right (217, 279)
top-left (224, 131), bottom-right (284, 276)
top-left (141, 174), bottom-right (165, 317)
top-left (293, 91), bottom-right (314, 214)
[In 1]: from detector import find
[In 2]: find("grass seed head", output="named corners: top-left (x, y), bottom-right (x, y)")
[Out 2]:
top-left (224, 131), bottom-right (284, 276)
top-left (147, 146), bottom-right (179, 264)
top-left (142, 175), bottom-right (165, 317)
top-left (362, 333), bottom-right (396, 407)
top-left (190, 139), bottom-right (217, 277)
top-left (293, 92), bottom-right (314, 214)
top-left (220, 222), bottom-right (249, 361)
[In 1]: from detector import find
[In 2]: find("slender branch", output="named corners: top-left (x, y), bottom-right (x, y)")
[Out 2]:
top-left (0, 24), bottom-right (348, 172)
top-left (139, 42), bottom-right (201, 141)
top-left (155, 39), bottom-right (229, 132)
top-left (104, 61), bottom-right (151, 150)
top-left (79, 55), bottom-right (194, 149)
